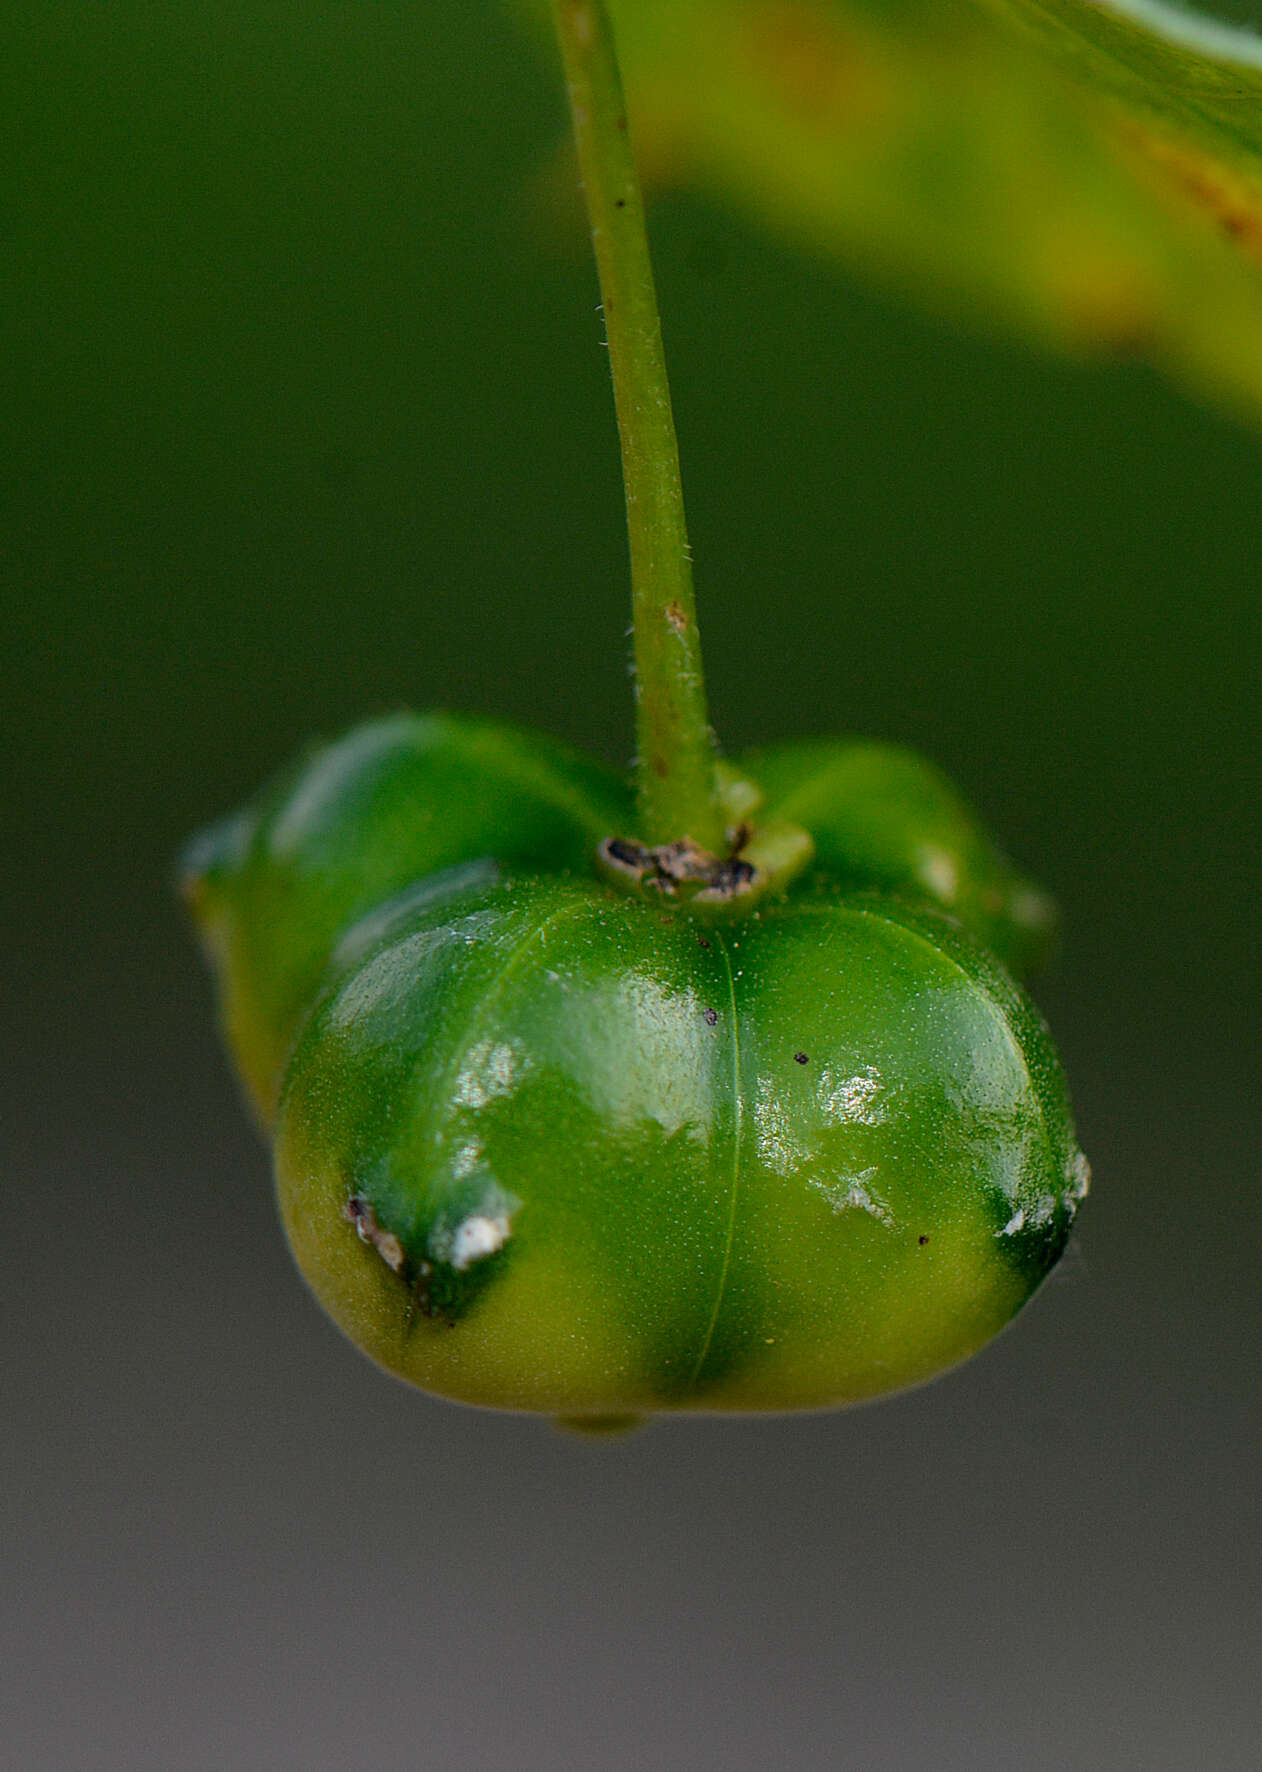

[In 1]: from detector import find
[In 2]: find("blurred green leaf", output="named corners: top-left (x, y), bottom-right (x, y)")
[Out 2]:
top-left (576, 0), bottom-right (1262, 423)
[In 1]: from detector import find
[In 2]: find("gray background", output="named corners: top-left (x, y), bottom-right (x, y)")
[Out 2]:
top-left (4, 4), bottom-right (1258, 1767)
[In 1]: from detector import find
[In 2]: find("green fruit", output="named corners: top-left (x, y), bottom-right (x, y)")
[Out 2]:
top-left (745, 738), bottom-right (1058, 977)
top-left (275, 868), bottom-right (1087, 1422)
top-left (180, 711), bottom-right (632, 1120)
top-left (183, 710), bottom-right (1084, 1423)
top-left (182, 713), bottom-right (1058, 1130)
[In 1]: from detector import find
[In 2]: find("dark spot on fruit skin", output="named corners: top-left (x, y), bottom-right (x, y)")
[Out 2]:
top-left (343, 1193), bottom-right (406, 1273)
top-left (605, 836), bottom-right (644, 870)
top-left (794, 1051), bottom-right (809, 1065)
top-left (703, 1007), bottom-right (719, 1026)
top-left (367, 1194), bottom-right (518, 1331)
top-left (347, 1202), bottom-right (477, 1332)
top-left (698, 937), bottom-right (710, 949)
top-left (988, 1193), bottom-right (1074, 1291)
top-left (615, 198), bottom-right (626, 209)
top-left (918, 1235), bottom-right (929, 1246)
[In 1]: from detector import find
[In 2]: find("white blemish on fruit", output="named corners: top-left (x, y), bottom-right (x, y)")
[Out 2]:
top-left (451, 1139), bottom-right (483, 1179)
top-left (817, 1063), bottom-right (885, 1125)
top-left (999, 1190), bottom-right (1062, 1238)
top-left (1062, 1150), bottom-right (1091, 1216)
top-left (809, 1168), bottom-right (895, 1227)
top-left (453, 1039), bottom-right (520, 1109)
top-left (754, 1076), bottom-right (807, 1176)
top-left (449, 1212), bottom-right (512, 1271)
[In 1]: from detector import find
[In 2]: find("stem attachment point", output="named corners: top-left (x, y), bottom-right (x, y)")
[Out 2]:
top-left (596, 818), bottom-right (814, 918)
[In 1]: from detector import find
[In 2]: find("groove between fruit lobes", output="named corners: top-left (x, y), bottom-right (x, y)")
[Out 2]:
top-left (275, 872), bottom-right (1087, 1417)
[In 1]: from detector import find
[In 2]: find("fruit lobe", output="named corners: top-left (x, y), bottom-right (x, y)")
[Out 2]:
top-left (183, 709), bottom-right (1086, 1421)
top-left (275, 869), bottom-right (1087, 1420)
top-left (745, 737), bottom-right (1058, 977)
top-left (181, 711), bottom-right (632, 1121)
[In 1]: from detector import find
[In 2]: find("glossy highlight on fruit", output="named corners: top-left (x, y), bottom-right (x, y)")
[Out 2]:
top-left (182, 711), bottom-right (1088, 1424)
top-left (276, 868), bottom-right (1086, 1419)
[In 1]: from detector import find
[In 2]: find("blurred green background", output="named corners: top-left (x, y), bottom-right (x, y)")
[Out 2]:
top-left (4, 5), bottom-right (1257, 1768)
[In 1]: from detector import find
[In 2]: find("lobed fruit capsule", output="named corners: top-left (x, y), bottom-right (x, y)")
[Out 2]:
top-left (183, 711), bottom-right (1085, 1421)
top-left (183, 715), bottom-right (1058, 1131)
top-left (274, 869), bottom-right (1087, 1422)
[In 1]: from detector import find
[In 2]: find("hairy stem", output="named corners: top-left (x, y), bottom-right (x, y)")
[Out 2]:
top-left (551, 0), bottom-right (723, 849)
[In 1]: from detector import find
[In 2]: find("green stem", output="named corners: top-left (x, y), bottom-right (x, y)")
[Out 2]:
top-left (551, 0), bottom-right (723, 850)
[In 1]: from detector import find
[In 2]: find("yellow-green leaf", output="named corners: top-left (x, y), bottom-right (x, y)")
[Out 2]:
top-left (583, 0), bottom-right (1262, 424)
